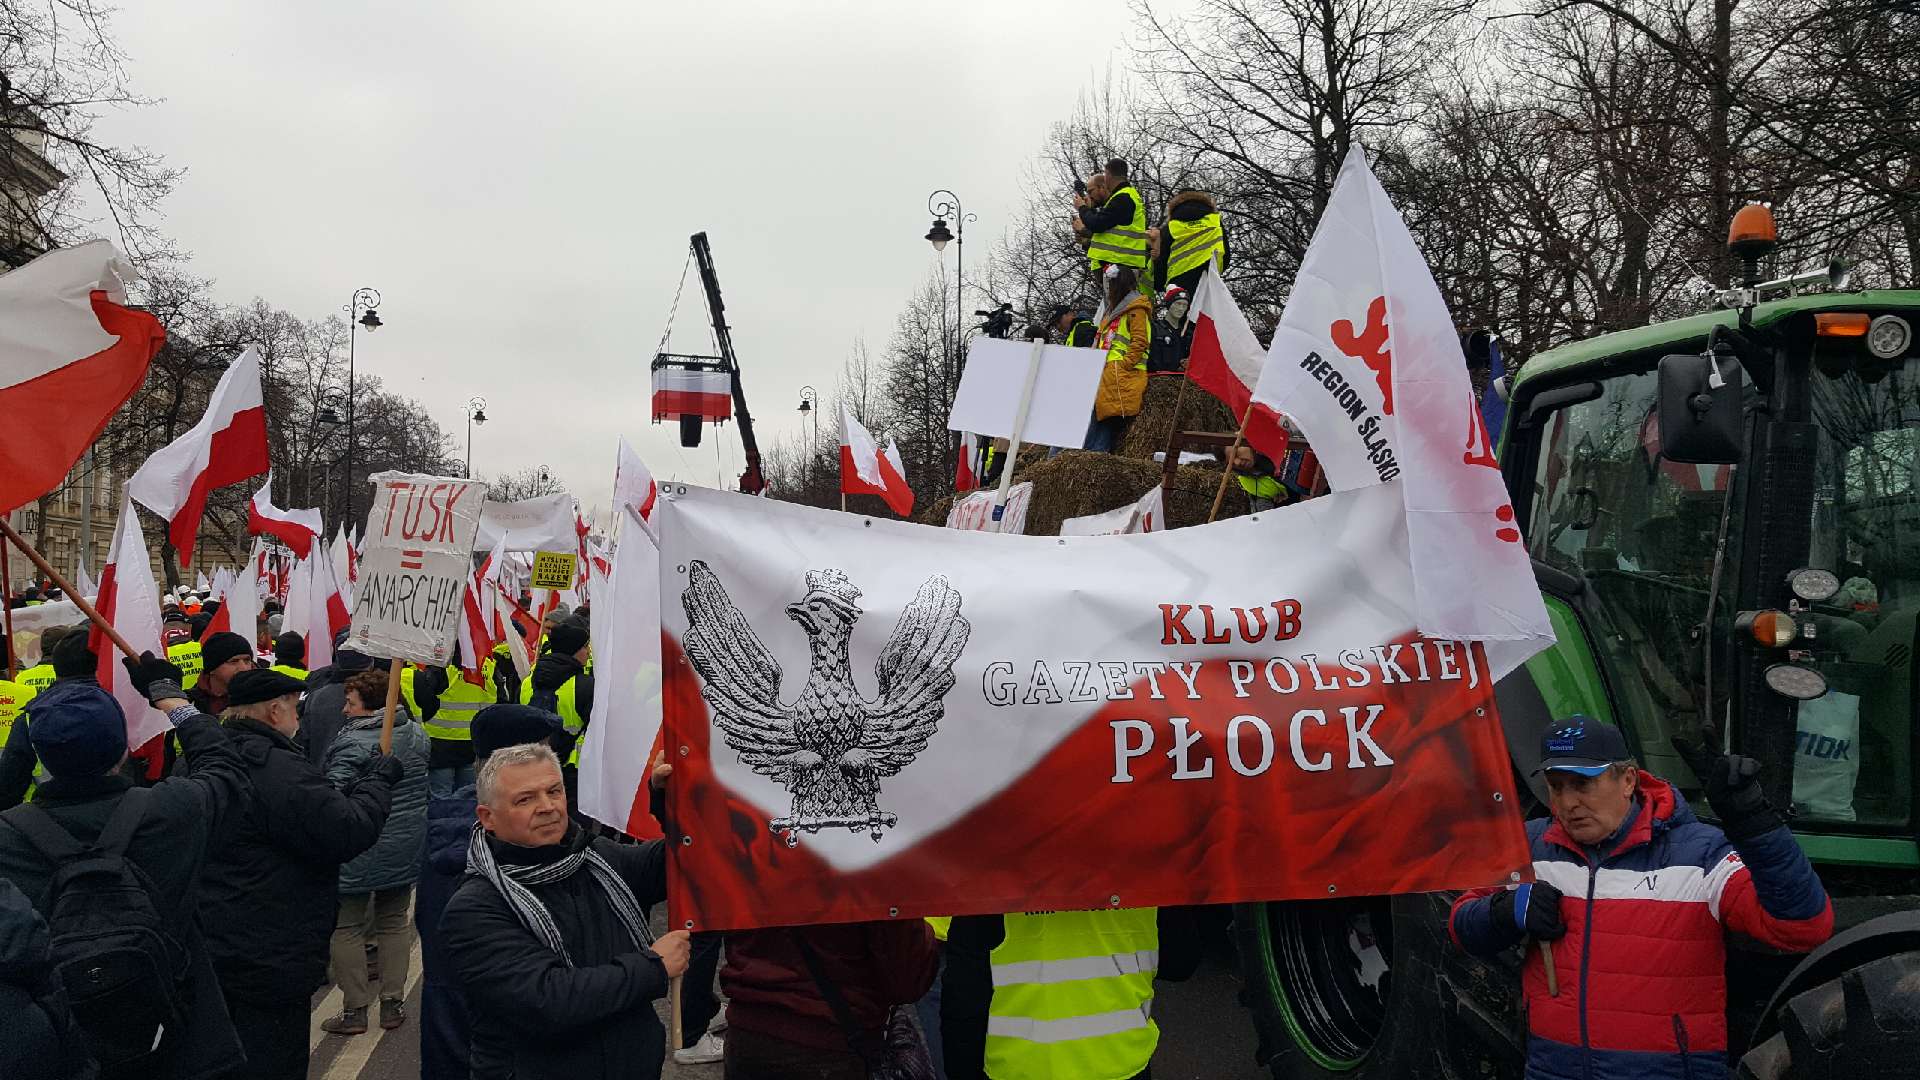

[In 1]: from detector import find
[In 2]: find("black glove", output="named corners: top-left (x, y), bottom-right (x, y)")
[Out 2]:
top-left (1491, 881), bottom-right (1565, 942)
top-left (362, 754), bottom-right (404, 786)
top-left (1673, 736), bottom-right (1781, 842)
top-left (122, 651), bottom-right (187, 704)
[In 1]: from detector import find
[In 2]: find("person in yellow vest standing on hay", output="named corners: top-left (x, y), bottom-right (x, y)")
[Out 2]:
top-left (1087, 266), bottom-right (1152, 453)
top-left (1149, 190), bottom-right (1227, 296)
top-left (1074, 158), bottom-right (1149, 281)
top-left (943, 905), bottom-right (1201, 1080)
top-left (412, 646), bottom-right (496, 796)
top-left (516, 616), bottom-right (593, 800)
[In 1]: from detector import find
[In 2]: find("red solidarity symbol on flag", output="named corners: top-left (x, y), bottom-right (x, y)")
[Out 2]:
top-left (1462, 392), bottom-right (1521, 543)
top-left (1331, 296), bottom-right (1393, 415)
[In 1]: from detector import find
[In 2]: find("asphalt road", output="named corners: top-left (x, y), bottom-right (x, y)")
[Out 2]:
top-left (305, 911), bottom-right (1267, 1080)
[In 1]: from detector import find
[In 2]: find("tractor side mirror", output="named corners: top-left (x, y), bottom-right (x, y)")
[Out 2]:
top-left (1656, 350), bottom-right (1743, 464)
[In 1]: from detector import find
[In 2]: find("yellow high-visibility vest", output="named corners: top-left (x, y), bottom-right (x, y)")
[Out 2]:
top-left (269, 663), bottom-right (307, 682)
top-left (424, 661), bottom-right (494, 743)
top-left (1164, 212), bottom-right (1225, 282)
top-left (926, 916), bottom-right (952, 942)
top-left (166, 641), bottom-right (203, 691)
top-left (15, 663), bottom-right (56, 695)
top-left (0, 679), bottom-right (32, 755)
top-left (1096, 307), bottom-right (1150, 372)
top-left (1238, 473), bottom-right (1282, 501)
top-left (985, 907), bottom-right (1159, 1080)
top-left (1086, 186), bottom-right (1148, 269)
top-left (518, 674), bottom-right (583, 766)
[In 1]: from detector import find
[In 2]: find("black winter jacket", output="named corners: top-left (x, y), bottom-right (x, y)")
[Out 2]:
top-left (442, 825), bottom-right (669, 1080)
top-left (525, 653), bottom-right (594, 722)
top-left (0, 877), bottom-right (97, 1080)
top-left (192, 716), bottom-right (392, 1003)
top-left (417, 788), bottom-right (478, 1080)
top-left (0, 714), bottom-right (250, 1080)
top-left (298, 680), bottom-right (350, 766)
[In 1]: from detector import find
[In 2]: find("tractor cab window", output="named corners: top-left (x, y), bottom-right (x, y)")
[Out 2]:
top-left (1800, 364), bottom-right (1917, 827)
top-left (1526, 368), bottom-right (1734, 782)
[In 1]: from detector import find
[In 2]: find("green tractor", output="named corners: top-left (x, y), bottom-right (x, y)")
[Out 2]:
top-left (1236, 219), bottom-right (1920, 1077)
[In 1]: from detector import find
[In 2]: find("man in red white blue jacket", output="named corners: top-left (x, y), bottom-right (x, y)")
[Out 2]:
top-left (1450, 718), bottom-right (1832, 1080)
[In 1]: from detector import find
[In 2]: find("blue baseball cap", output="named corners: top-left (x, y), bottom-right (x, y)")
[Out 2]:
top-left (25, 682), bottom-right (128, 779)
top-left (1534, 716), bottom-right (1631, 776)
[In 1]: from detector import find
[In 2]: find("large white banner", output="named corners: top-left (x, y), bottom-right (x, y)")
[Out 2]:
top-left (348, 472), bottom-right (488, 665)
top-left (658, 484), bottom-right (1529, 930)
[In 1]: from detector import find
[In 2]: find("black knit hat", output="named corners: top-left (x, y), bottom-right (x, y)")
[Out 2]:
top-left (472, 704), bottom-right (570, 761)
top-left (201, 632), bottom-right (255, 673)
top-left (545, 618), bottom-right (589, 658)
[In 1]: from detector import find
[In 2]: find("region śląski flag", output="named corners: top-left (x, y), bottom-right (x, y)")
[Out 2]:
top-left (1185, 264), bottom-right (1292, 467)
top-left (90, 495), bottom-right (169, 754)
top-left (246, 476), bottom-right (322, 558)
top-left (839, 408), bottom-right (914, 516)
top-left (1249, 146), bottom-right (1551, 675)
top-left (0, 242), bottom-right (166, 515)
top-left (127, 346), bottom-right (270, 566)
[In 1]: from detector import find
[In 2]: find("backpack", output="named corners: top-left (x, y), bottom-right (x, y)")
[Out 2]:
top-left (1, 788), bottom-right (191, 1070)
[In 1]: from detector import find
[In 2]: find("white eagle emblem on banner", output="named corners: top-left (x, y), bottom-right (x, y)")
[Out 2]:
top-left (681, 560), bottom-right (971, 844)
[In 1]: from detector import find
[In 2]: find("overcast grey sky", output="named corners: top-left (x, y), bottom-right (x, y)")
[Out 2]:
top-left (98, 0), bottom-right (1171, 520)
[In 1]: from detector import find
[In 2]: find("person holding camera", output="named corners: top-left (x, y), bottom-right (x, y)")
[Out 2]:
top-left (1073, 159), bottom-right (1149, 281)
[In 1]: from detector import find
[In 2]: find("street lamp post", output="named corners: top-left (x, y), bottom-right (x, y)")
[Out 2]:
top-left (465, 397), bottom-right (488, 478)
top-left (797, 385), bottom-right (818, 490)
top-left (925, 190), bottom-right (977, 388)
top-left (309, 392), bottom-right (344, 512)
top-left (344, 287), bottom-right (383, 531)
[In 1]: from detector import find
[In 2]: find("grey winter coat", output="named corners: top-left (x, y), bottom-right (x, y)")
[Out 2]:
top-left (324, 710), bottom-right (431, 893)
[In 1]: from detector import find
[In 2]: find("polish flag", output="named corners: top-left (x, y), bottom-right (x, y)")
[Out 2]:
top-left (284, 551), bottom-right (349, 671)
top-left (615, 437), bottom-right (660, 528)
top-left (955, 432), bottom-right (979, 492)
top-left (89, 495), bottom-right (168, 753)
top-left (650, 365), bottom-right (733, 422)
top-left (127, 347), bottom-right (270, 566)
top-left (1186, 264), bottom-right (1292, 467)
top-left (201, 547), bottom-right (260, 650)
top-left (839, 409), bottom-right (914, 517)
top-left (329, 529), bottom-right (355, 613)
top-left (246, 476), bottom-right (322, 558)
top-left (578, 503), bottom-right (665, 840)
top-left (0, 242), bottom-right (166, 515)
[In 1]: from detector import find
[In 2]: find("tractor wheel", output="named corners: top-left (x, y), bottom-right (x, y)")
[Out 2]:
top-left (1738, 911), bottom-right (1920, 1078)
top-left (1234, 894), bottom-right (1462, 1078)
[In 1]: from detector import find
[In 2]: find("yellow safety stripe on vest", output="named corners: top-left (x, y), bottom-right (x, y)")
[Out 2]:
top-left (424, 666), bottom-right (494, 740)
top-left (1096, 309), bottom-right (1151, 371)
top-left (518, 675), bottom-right (584, 764)
top-left (984, 908), bottom-right (1159, 1079)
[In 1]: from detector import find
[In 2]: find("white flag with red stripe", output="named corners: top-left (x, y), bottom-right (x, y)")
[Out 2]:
top-left (578, 504), bottom-right (666, 840)
top-left (955, 432), bottom-right (980, 492)
top-left (614, 437), bottom-right (659, 536)
top-left (89, 495), bottom-right (168, 752)
top-left (202, 546), bottom-right (260, 649)
top-left (1186, 264), bottom-right (1292, 467)
top-left (839, 409), bottom-right (914, 516)
top-left (0, 241), bottom-right (166, 515)
top-left (246, 476), bottom-right (322, 558)
top-left (128, 347), bottom-right (271, 566)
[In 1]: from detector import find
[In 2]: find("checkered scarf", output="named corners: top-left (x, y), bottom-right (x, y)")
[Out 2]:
top-left (465, 822), bottom-right (654, 966)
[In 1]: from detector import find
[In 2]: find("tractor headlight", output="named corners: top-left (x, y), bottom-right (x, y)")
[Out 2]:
top-left (1866, 315), bottom-right (1911, 360)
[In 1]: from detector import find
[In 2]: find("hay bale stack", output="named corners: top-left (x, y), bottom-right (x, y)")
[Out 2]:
top-left (1015, 451), bottom-right (1247, 535)
top-left (1116, 373), bottom-right (1237, 461)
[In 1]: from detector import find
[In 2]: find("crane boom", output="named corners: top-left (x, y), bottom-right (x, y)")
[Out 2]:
top-left (690, 232), bottom-right (765, 494)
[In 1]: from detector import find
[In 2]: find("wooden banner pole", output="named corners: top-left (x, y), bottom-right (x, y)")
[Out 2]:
top-left (1542, 940), bottom-right (1559, 997)
top-left (1207, 403), bottom-right (1255, 523)
top-left (380, 655), bottom-right (403, 755)
top-left (669, 976), bottom-right (684, 1052)
top-left (1, 538), bottom-right (14, 679)
top-left (0, 517), bottom-right (138, 659)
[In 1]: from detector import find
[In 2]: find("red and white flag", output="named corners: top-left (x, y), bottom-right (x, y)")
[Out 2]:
top-left (651, 365), bottom-right (733, 422)
top-left (127, 346), bottom-right (270, 566)
top-left (89, 495), bottom-right (168, 753)
top-left (246, 476), bottom-right (323, 558)
top-left (839, 409), bottom-right (914, 516)
top-left (0, 242), bottom-right (166, 515)
top-left (284, 551), bottom-right (348, 671)
top-left (955, 432), bottom-right (980, 492)
top-left (1251, 146), bottom-right (1551, 673)
top-left (330, 529), bottom-right (355, 613)
top-left (578, 504), bottom-right (666, 840)
top-left (614, 437), bottom-right (659, 533)
top-left (201, 545), bottom-right (260, 648)
top-left (1186, 264), bottom-right (1292, 467)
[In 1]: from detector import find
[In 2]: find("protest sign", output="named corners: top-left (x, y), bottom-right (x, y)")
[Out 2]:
top-left (659, 483), bottom-right (1529, 931)
top-left (348, 472), bottom-right (487, 666)
top-left (947, 337), bottom-right (1104, 449)
top-left (473, 491), bottom-right (576, 553)
top-left (531, 550), bottom-right (578, 591)
top-left (944, 483), bottom-right (1032, 533)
